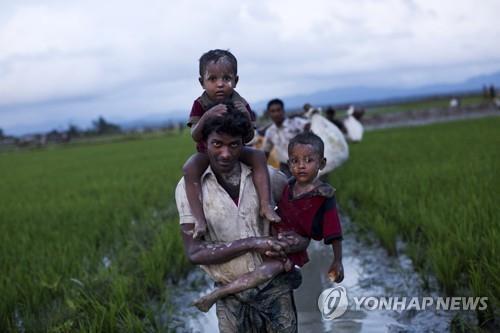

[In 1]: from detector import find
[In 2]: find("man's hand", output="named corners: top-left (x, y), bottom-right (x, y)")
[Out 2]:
top-left (276, 231), bottom-right (310, 253)
top-left (328, 260), bottom-right (344, 283)
top-left (251, 237), bottom-right (288, 258)
top-left (277, 231), bottom-right (301, 246)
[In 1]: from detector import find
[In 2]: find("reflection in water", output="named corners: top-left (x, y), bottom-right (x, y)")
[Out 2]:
top-left (295, 238), bottom-right (398, 333)
top-left (167, 216), bottom-right (463, 332)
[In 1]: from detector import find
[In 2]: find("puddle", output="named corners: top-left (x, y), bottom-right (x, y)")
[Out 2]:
top-left (161, 216), bottom-right (475, 332)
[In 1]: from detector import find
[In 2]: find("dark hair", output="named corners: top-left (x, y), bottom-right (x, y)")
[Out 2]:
top-left (288, 132), bottom-right (324, 158)
top-left (202, 104), bottom-right (253, 142)
top-left (267, 98), bottom-right (284, 110)
top-left (199, 49), bottom-right (238, 77)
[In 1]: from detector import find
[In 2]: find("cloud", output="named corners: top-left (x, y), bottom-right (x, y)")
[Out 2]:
top-left (1, 0), bottom-right (500, 134)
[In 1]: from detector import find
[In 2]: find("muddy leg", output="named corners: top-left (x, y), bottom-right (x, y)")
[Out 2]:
top-left (240, 147), bottom-right (281, 223)
top-left (182, 153), bottom-right (210, 239)
top-left (193, 259), bottom-right (286, 312)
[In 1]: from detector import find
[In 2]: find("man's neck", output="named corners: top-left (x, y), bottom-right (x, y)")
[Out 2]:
top-left (214, 163), bottom-right (241, 199)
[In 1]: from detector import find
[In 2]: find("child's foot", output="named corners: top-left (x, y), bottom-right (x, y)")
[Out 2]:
top-left (260, 205), bottom-right (281, 223)
top-left (193, 220), bottom-right (208, 240)
top-left (192, 294), bottom-right (217, 312)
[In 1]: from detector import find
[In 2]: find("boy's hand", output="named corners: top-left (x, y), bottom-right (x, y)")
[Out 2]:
top-left (328, 260), bottom-right (344, 283)
top-left (234, 101), bottom-right (252, 120)
top-left (233, 100), bottom-right (247, 113)
top-left (206, 104), bottom-right (228, 118)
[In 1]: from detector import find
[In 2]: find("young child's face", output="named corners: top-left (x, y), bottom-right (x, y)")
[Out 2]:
top-left (200, 59), bottom-right (238, 103)
top-left (288, 143), bottom-right (326, 185)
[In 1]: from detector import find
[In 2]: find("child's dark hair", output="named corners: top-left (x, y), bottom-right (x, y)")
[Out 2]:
top-left (199, 49), bottom-right (237, 77)
top-left (267, 98), bottom-right (284, 110)
top-left (202, 103), bottom-right (252, 142)
top-left (289, 132), bottom-right (324, 158)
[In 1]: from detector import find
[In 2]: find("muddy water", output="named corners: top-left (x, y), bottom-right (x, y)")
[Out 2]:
top-left (163, 216), bottom-right (468, 332)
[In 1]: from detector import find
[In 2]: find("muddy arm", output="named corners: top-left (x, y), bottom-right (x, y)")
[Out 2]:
top-left (191, 104), bottom-right (227, 142)
top-left (328, 239), bottom-right (344, 283)
top-left (180, 224), bottom-right (287, 265)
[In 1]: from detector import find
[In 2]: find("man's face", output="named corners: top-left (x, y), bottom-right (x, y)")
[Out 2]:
top-left (268, 103), bottom-right (285, 126)
top-left (206, 131), bottom-right (243, 173)
top-left (199, 59), bottom-right (238, 103)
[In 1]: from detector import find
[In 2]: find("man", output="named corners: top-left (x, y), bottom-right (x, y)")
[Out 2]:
top-left (175, 108), bottom-right (309, 332)
top-left (324, 106), bottom-right (347, 134)
top-left (262, 99), bottom-right (310, 176)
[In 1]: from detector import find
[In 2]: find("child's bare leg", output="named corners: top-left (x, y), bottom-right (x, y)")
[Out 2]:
top-left (182, 153), bottom-right (210, 239)
top-left (241, 147), bottom-right (281, 223)
top-left (192, 258), bottom-right (292, 312)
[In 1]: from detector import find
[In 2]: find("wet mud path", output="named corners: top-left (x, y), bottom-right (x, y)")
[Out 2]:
top-left (163, 216), bottom-right (464, 332)
top-left (159, 109), bottom-right (495, 332)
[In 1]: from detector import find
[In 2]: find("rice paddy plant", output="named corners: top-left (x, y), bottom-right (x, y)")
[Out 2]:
top-left (0, 132), bottom-right (193, 331)
top-left (2, 114), bottom-right (498, 330)
top-left (370, 213), bottom-right (398, 256)
top-left (330, 116), bottom-right (500, 320)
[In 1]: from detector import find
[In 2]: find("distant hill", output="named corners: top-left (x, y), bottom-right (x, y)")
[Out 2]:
top-left (251, 71), bottom-right (500, 111)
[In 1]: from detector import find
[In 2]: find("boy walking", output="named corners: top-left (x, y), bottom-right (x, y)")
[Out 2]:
top-left (262, 99), bottom-right (310, 176)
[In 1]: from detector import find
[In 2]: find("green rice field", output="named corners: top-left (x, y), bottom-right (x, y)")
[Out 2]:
top-left (1, 115), bottom-right (499, 331)
top-left (364, 94), bottom-right (486, 117)
top-left (330, 116), bottom-right (500, 324)
top-left (0, 133), bottom-right (193, 332)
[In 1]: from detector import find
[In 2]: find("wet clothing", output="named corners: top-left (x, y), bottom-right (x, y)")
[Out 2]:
top-left (175, 164), bottom-right (299, 332)
top-left (175, 164), bottom-right (288, 284)
top-left (275, 179), bottom-right (343, 267)
top-left (187, 91), bottom-right (256, 153)
top-left (216, 269), bottom-right (301, 333)
top-left (262, 117), bottom-right (309, 164)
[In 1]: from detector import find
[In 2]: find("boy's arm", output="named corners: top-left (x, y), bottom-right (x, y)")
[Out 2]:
top-left (191, 104), bottom-right (228, 142)
top-left (328, 239), bottom-right (344, 283)
top-left (180, 223), bottom-right (288, 265)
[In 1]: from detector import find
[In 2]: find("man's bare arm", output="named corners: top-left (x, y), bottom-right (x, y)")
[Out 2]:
top-left (180, 224), bottom-right (288, 265)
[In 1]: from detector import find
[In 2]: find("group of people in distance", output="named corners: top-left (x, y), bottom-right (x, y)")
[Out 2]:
top-left (175, 49), bottom-right (344, 332)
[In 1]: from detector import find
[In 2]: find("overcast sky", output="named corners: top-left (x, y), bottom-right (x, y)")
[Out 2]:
top-left (1, 0), bottom-right (500, 135)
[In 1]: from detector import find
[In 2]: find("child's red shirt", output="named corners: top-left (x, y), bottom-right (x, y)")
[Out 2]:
top-left (187, 91), bottom-right (255, 153)
top-left (275, 179), bottom-right (343, 267)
